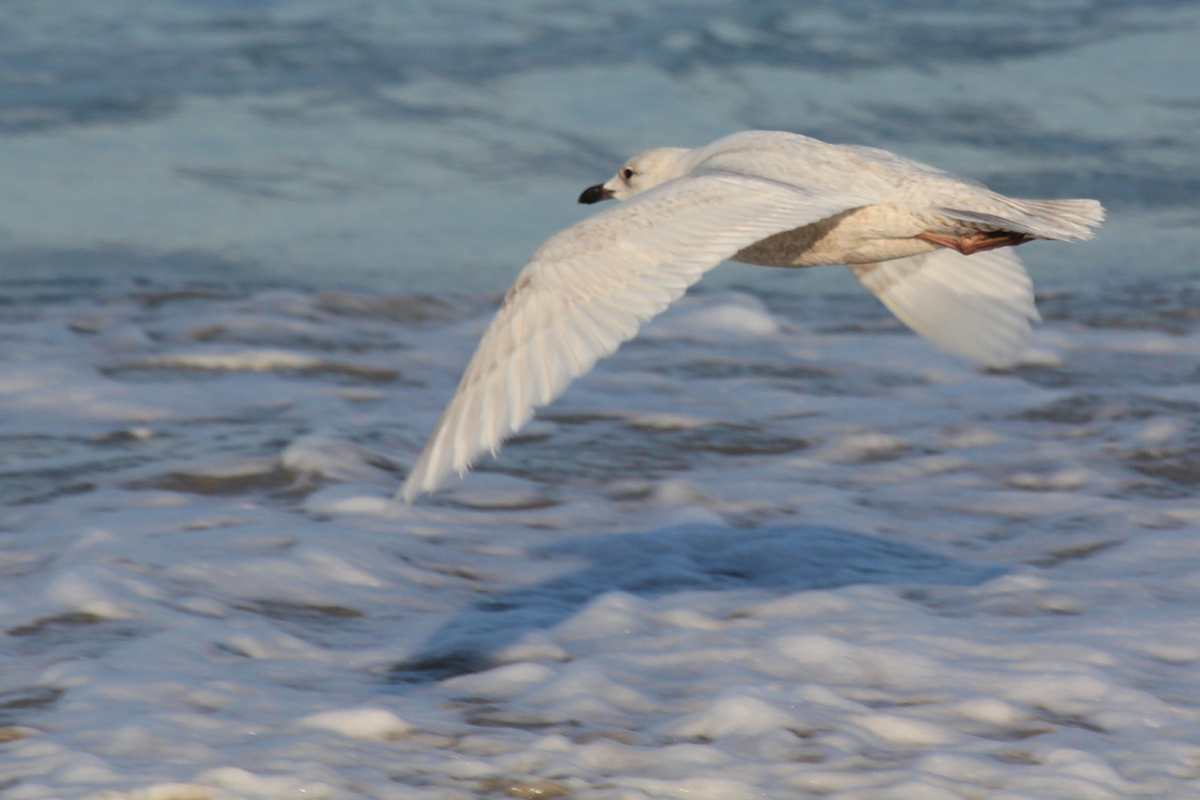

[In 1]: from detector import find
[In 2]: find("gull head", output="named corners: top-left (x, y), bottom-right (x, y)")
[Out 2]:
top-left (579, 147), bottom-right (691, 204)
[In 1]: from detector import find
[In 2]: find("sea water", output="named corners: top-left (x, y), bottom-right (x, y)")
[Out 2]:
top-left (3, 2), bottom-right (1200, 798)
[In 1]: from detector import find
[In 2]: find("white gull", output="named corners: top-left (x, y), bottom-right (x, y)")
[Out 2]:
top-left (400, 130), bottom-right (1104, 502)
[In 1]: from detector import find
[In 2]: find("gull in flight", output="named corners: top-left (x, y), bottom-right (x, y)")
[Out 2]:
top-left (400, 130), bottom-right (1103, 502)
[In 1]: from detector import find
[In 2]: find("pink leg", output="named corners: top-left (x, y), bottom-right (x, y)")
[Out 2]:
top-left (918, 231), bottom-right (1033, 256)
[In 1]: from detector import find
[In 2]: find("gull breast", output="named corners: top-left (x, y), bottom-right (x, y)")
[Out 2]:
top-left (730, 203), bottom-right (947, 268)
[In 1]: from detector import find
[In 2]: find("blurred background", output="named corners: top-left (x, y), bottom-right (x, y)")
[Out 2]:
top-left (0, 0), bottom-right (1197, 294)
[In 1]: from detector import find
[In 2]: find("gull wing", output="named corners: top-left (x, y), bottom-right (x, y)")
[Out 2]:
top-left (400, 172), bottom-right (873, 501)
top-left (848, 247), bottom-right (1039, 368)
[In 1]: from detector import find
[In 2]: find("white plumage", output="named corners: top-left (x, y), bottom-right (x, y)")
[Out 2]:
top-left (400, 130), bottom-right (1103, 502)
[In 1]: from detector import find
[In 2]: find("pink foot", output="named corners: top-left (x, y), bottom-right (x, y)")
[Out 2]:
top-left (918, 231), bottom-right (1033, 255)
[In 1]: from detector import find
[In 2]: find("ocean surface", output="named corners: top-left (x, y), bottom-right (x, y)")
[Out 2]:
top-left (3, 2), bottom-right (1200, 798)
top-left (0, 0), bottom-right (1197, 291)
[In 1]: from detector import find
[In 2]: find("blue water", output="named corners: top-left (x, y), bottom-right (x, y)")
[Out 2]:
top-left (0, 0), bottom-right (1197, 293)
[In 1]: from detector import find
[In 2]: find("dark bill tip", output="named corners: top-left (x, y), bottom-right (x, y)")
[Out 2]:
top-left (578, 183), bottom-right (615, 204)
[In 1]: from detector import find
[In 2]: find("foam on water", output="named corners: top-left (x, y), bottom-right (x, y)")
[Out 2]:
top-left (2, 275), bottom-right (1200, 798)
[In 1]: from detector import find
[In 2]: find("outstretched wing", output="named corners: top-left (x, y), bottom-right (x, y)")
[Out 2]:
top-left (848, 247), bottom-right (1039, 368)
top-left (400, 172), bottom-right (873, 501)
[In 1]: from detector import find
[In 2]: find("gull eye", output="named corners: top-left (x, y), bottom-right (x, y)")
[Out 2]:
top-left (622, 168), bottom-right (634, 180)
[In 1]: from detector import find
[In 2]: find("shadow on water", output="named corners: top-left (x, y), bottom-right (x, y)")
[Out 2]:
top-left (389, 523), bottom-right (1003, 685)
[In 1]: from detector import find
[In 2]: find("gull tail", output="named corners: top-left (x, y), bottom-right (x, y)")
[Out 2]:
top-left (937, 197), bottom-right (1105, 242)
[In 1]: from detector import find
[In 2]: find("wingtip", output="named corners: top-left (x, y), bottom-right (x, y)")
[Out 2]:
top-left (396, 462), bottom-right (460, 505)
top-left (395, 480), bottom-right (419, 506)
top-left (397, 459), bottom-right (436, 505)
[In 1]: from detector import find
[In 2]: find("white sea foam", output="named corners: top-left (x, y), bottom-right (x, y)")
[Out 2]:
top-left (298, 708), bottom-right (414, 741)
top-left (2, 277), bottom-right (1200, 799)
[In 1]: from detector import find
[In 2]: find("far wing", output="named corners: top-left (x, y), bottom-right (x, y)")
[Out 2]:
top-left (400, 173), bottom-right (872, 501)
top-left (848, 247), bottom-right (1038, 368)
